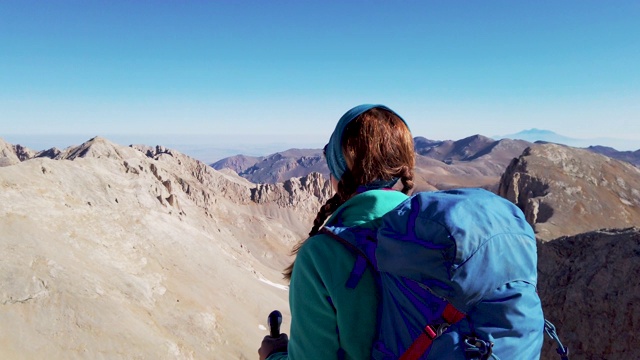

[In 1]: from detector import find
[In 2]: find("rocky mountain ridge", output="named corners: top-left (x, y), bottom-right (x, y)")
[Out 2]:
top-left (212, 148), bottom-right (327, 184)
top-left (212, 135), bottom-right (638, 192)
top-left (213, 135), bottom-right (534, 191)
top-left (0, 136), bottom-right (331, 359)
top-left (587, 145), bottom-right (640, 166)
top-left (1, 136), bottom-right (639, 359)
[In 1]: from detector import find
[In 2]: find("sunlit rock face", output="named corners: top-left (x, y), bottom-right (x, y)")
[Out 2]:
top-left (499, 143), bottom-right (640, 241)
top-left (0, 136), bottom-right (334, 359)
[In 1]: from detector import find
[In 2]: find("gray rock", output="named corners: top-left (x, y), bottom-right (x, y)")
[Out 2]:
top-left (538, 227), bottom-right (640, 359)
top-left (499, 143), bottom-right (640, 240)
top-left (0, 138), bottom-right (22, 167)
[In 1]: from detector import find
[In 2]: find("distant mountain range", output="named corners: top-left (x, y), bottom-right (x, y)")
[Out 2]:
top-left (212, 133), bottom-right (639, 187)
top-left (496, 128), bottom-right (639, 152)
top-left (211, 149), bottom-right (327, 184)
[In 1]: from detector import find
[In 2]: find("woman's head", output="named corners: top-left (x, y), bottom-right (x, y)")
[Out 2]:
top-left (326, 105), bottom-right (415, 193)
top-left (283, 104), bottom-right (414, 279)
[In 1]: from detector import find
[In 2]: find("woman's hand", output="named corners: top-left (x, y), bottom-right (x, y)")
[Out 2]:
top-left (258, 333), bottom-right (288, 360)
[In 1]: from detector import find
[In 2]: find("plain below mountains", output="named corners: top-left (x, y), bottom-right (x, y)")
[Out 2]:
top-left (1, 136), bottom-right (639, 359)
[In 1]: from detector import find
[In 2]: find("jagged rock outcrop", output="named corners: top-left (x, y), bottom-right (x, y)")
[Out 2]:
top-left (13, 144), bottom-right (36, 161)
top-left (131, 144), bottom-right (253, 209)
top-left (0, 138), bottom-right (37, 166)
top-left (498, 143), bottom-right (640, 240)
top-left (35, 147), bottom-right (62, 159)
top-left (537, 227), bottom-right (640, 359)
top-left (0, 138), bottom-right (21, 167)
top-left (251, 172), bottom-right (332, 210)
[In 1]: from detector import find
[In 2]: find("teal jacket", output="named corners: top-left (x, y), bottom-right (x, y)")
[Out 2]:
top-left (269, 189), bottom-right (409, 360)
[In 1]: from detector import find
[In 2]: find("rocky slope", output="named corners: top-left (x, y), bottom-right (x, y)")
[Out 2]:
top-left (0, 136), bottom-right (331, 359)
top-left (498, 143), bottom-right (640, 241)
top-left (538, 227), bottom-right (640, 359)
top-left (3, 136), bottom-right (640, 359)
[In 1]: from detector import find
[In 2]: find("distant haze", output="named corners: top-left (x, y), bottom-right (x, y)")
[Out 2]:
top-left (496, 129), bottom-right (639, 152)
top-left (1, 134), bottom-right (325, 164)
top-left (4, 128), bottom-right (637, 165)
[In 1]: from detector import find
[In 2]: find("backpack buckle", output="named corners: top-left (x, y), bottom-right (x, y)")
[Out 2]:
top-left (436, 323), bottom-right (450, 337)
top-left (463, 336), bottom-right (494, 360)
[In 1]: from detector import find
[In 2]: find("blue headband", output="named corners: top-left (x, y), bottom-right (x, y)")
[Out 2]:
top-left (326, 104), bottom-right (409, 183)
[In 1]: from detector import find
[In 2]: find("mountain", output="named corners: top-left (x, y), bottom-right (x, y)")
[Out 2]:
top-left (498, 143), bottom-right (640, 241)
top-left (0, 138), bottom-right (36, 167)
top-left (214, 136), bottom-right (533, 191)
top-left (498, 128), bottom-right (639, 152)
top-left (3, 136), bottom-right (640, 359)
top-left (587, 145), bottom-right (640, 167)
top-left (497, 129), bottom-right (573, 144)
top-left (211, 149), bottom-right (328, 184)
top-left (497, 142), bottom-right (640, 359)
top-left (211, 154), bottom-right (263, 175)
top-left (0, 136), bottom-right (333, 359)
top-left (414, 135), bottom-right (497, 162)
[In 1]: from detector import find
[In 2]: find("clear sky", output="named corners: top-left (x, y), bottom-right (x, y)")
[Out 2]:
top-left (1, 1), bottom-right (639, 159)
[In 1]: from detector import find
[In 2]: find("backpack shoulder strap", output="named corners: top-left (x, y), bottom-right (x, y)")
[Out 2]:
top-left (320, 226), bottom-right (378, 289)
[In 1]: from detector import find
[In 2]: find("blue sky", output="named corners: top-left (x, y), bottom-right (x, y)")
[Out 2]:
top-left (1, 1), bottom-right (639, 159)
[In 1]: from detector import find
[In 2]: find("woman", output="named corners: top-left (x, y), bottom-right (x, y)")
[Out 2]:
top-left (259, 104), bottom-right (415, 360)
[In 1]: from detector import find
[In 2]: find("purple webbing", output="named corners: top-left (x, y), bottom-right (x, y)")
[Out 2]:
top-left (346, 256), bottom-right (368, 289)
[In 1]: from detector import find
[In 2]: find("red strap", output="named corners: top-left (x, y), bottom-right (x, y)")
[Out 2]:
top-left (399, 304), bottom-right (466, 360)
top-left (442, 303), bottom-right (466, 324)
top-left (399, 325), bottom-right (437, 360)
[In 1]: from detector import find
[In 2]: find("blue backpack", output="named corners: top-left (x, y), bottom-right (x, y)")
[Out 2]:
top-left (322, 188), bottom-right (568, 360)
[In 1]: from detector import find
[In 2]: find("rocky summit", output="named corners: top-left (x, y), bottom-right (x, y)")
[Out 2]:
top-left (499, 143), bottom-right (640, 241)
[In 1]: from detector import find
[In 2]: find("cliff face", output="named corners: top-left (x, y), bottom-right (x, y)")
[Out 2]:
top-left (537, 227), bottom-right (640, 360)
top-left (498, 143), bottom-right (640, 241)
top-left (251, 171), bottom-right (333, 210)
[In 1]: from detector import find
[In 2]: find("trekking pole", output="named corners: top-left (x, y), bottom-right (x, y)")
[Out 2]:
top-left (268, 310), bottom-right (282, 338)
